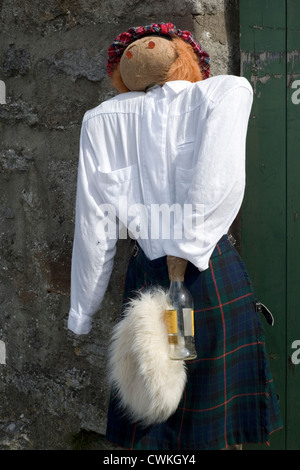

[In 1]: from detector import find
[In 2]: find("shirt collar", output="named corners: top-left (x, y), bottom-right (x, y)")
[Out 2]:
top-left (146, 81), bottom-right (192, 95)
top-left (162, 80), bottom-right (192, 93)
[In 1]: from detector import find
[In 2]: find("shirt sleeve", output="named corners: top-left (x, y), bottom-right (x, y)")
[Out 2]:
top-left (68, 118), bottom-right (118, 335)
top-left (163, 81), bottom-right (253, 270)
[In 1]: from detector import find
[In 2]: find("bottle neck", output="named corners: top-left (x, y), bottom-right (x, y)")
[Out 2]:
top-left (169, 279), bottom-right (184, 291)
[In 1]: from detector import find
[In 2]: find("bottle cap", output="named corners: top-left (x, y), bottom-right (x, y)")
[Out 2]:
top-left (167, 256), bottom-right (188, 282)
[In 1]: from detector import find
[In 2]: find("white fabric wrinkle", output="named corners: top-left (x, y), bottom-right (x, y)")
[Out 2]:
top-left (68, 75), bottom-right (253, 334)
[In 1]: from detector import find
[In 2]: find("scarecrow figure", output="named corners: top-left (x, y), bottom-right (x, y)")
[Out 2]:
top-left (68, 23), bottom-right (282, 450)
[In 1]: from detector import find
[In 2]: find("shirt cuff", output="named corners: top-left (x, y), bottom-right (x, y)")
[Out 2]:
top-left (67, 308), bottom-right (92, 335)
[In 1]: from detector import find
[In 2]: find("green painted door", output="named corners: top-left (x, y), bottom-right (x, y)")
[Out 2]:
top-left (240, 0), bottom-right (300, 450)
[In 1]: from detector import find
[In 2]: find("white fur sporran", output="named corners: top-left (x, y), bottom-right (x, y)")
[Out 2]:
top-left (107, 288), bottom-right (187, 427)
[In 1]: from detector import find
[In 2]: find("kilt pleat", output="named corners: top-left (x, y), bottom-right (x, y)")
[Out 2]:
top-left (105, 235), bottom-right (282, 450)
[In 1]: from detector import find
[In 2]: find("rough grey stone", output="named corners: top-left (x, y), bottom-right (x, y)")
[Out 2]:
top-left (0, 100), bottom-right (39, 127)
top-left (0, 149), bottom-right (34, 172)
top-left (2, 44), bottom-right (31, 77)
top-left (48, 49), bottom-right (106, 82)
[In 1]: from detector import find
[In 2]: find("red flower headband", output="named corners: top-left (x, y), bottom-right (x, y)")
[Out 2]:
top-left (107, 22), bottom-right (210, 79)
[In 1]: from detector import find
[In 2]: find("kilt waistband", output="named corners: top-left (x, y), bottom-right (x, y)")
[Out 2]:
top-left (212, 233), bottom-right (237, 258)
top-left (132, 233), bottom-right (237, 268)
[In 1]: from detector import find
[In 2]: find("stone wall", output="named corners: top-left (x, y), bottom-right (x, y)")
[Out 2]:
top-left (0, 0), bottom-right (240, 450)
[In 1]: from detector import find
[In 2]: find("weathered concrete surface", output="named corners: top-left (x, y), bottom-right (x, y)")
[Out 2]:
top-left (0, 0), bottom-right (240, 449)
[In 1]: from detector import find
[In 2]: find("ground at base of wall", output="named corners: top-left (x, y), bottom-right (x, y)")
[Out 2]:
top-left (70, 430), bottom-right (120, 450)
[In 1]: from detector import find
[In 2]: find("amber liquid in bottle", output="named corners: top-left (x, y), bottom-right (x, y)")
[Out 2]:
top-left (165, 280), bottom-right (197, 361)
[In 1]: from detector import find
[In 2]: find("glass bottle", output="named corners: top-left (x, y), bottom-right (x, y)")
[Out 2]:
top-left (164, 256), bottom-right (197, 361)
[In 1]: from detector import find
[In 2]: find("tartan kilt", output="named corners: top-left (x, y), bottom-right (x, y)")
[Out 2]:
top-left (105, 235), bottom-right (282, 450)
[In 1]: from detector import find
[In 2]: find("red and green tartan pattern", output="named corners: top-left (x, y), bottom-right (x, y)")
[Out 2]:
top-left (106, 235), bottom-right (282, 450)
top-left (107, 22), bottom-right (210, 79)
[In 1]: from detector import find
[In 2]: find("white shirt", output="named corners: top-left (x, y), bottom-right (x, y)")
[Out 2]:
top-left (68, 75), bottom-right (253, 335)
